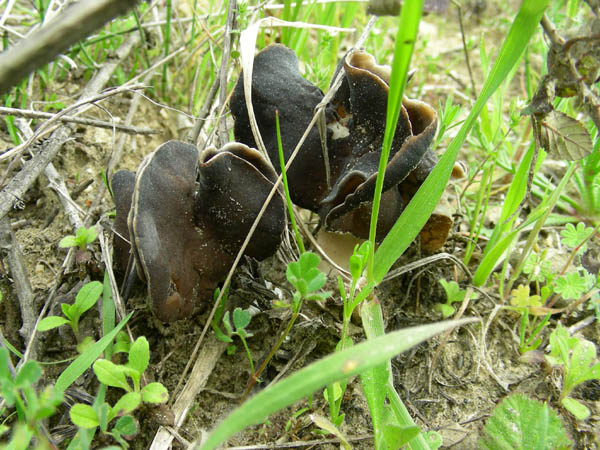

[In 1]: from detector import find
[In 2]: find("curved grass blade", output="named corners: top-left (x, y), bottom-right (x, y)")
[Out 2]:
top-left (198, 319), bottom-right (475, 450)
top-left (373, 0), bottom-right (550, 283)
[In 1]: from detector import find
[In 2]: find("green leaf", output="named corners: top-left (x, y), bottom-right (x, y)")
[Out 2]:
top-left (15, 361), bottom-right (41, 388)
top-left (111, 392), bottom-right (142, 419)
top-left (83, 226), bottom-right (99, 245)
top-left (286, 252), bottom-right (325, 297)
top-left (37, 316), bottom-right (70, 331)
top-left (59, 235), bottom-right (78, 248)
top-left (479, 394), bottom-right (572, 449)
top-left (561, 397), bottom-right (590, 421)
top-left (128, 336), bottom-right (150, 375)
top-left (554, 272), bottom-right (588, 300)
top-left (114, 415), bottom-right (137, 437)
top-left (141, 382), bottom-right (169, 404)
top-left (75, 281), bottom-right (103, 315)
top-left (0, 347), bottom-right (11, 382)
top-left (70, 403), bottom-right (99, 429)
top-left (434, 303), bottom-right (455, 318)
top-left (232, 308), bottom-right (251, 330)
top-left (55, 312), bottom-right (132, 394)
top-left (93, 360), bottom-right (131, 391)
top-left (199, 319), bottom-right (474, 450)
top-left (382, 423), bottom-right (420, 450)
top-left (373, 0), bottom-right (550, 282)
top-left (537, 110), bottom-right (593, 161)
top-left (97, 402), bottom-right (110, 433)
top-left (560, 222), bottom-right (593, 251)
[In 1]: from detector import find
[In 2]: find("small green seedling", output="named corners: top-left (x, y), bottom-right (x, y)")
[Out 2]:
top-left (218, 307), bottom-right (255, 374)
top-left (560, 222), bottom-right (594, 254)
top-left (0, 348), bottom-right (63, 447)
top-left (546, 324), bottom-right (600, 420)
top-left (434, 279), bottom-right (477, 318)
top-left (37, 281), bottom-right (102, 349)
top-left (508, 284), bottom-right (550, 354)
top-left (70, 336), bottom-right (168, 445)
top-left (243, 252), bottom-right (331, 399)
top-left (59, 225), bottom-right (98, 251)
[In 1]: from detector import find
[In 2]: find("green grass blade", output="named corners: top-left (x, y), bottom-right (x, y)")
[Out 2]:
top-left (373, 0), bottom-right (550, 283)
top-left (367, 0), bottom-right (423, 282)
top-left (199, 319), bottom-right (474, 450)
top-left (54, 312), bottom-right (133, 394)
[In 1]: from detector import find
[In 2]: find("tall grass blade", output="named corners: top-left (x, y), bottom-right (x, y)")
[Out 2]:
top-left (367, 0), bottom-right (423, 282)
top-left (373, 0), bottom-right (550, 283)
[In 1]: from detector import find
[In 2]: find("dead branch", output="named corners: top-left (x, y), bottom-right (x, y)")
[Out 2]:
top-left (0, 0), bottom-right (141, 94)
top-left (0, 106), bottom-right (160, 135)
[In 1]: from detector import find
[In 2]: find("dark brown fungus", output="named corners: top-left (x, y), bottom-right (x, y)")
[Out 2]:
top-left (321, 50), bottom-right (438, 240)
top-left (111, 140), bottom-right (285, 322)
top-left (110, 169), bottom-right (136, 274)
top-left (230, 44), bottom-right (331, 211)
top-left (196, 143), bottom-right (285, 261)
top-left (231, 45), bottom-right (441, 243)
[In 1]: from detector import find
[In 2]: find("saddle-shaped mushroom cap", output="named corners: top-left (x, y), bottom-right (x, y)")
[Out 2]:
top-left (112, 140), bottom-right (286, 322)
top-left (230, 44), bottom-right (330, 211)
top-left (195, 142), bottom-right (286, 261)
top-left (230, 45), bottom-right (441, 242)
top-left (129, 141), bottom-right (232, 322)
top-left (321, 50), bottom-right (439, 239)
top-left (110, 169), bottom-right (136, 274)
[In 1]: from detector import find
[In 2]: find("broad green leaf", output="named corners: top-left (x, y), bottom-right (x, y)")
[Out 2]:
top-left (70, 403), bottom-right (99, 429)
top-left (111, 392), bottom-right (142, 419)
top-left (141, 382), bottom-right (169, 404)
top-left (55, 312), bottom-right (132, 394)
top-left (114, 415), bottom-right (137, 436)
top-left (199, 319), bottom-right (473, 450)
top-left (537, 110), bottom-right (593, 161)
top-left (128, 336), bottom-right (150, 375)
top-left (479, 394), bottom-right (572, 449)
top-left (75, 281), bottom-right (103, 315)
top-left (59, 235), bottom-right (78, 248)
top-left (561, 397), bottom-right (590, 421)
top-left (97, 402), bottom-right (110, 433)
top-left (37, 316), bottom-right (70, 331)
top-left (374, 0), bottom-right (550, 283)
top-left (382, 423), bottom-right (420, 450)
top-left (232, 308), bottom-right (251, 330)
top-left (93, 360), bottom-right (131, 391)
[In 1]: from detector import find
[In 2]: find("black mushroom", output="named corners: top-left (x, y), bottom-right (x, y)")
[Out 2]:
top-left (230, 45), bottom-right (440, 242)
top-left (111, 140), bottom-right (285, 322)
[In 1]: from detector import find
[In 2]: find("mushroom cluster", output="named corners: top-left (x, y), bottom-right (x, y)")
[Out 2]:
top-left (111, 140), bottom-right (285, 322)
top-left (230, 45), bottom-right (441, 242)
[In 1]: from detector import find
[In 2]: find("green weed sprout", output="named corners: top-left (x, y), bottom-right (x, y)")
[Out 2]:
top-left (243, 252), bottom-right (331, 399)
top-left (37, 280), bottom-right (102, 350)
top-left (70, 336), bottom-right (168, 444)
top-left (545, 324), bottom-right (600, 420)
top-left (59, 225), bottom-right (98, 251)
top-left (434, 279), bottom-right (478, 318)
top-left (508, 284), bottom-right (551, 354)
top-left (219, 307), bottom-right (256, 374)
top-left (0, 348), bottom-right (63, 447)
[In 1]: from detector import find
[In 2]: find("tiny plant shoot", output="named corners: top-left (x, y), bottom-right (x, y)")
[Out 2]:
top-left (59, 225), bottom-right (98, 251)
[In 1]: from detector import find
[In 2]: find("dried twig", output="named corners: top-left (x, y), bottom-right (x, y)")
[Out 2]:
top-left (0, 106), bottom-right (160, 135)
top-left (0, 0), bottom-right (141, 94)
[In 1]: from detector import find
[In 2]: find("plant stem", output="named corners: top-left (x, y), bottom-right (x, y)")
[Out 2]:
top-left (241, 305), bottom-right (301, 401)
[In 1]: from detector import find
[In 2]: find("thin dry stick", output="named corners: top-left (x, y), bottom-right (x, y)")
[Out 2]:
top-left (216, 0), bottom-right (238, 147)
top-left (0, 106), bottom-right (160, 135)
top-left (0, 217), bottom-right (38, 347)
top-left (453, 0), bottom-right (477, 97)
top-left (0, 0), bottom-right (141, 94)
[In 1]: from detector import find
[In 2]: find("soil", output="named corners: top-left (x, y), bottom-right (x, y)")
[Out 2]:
top-left (1, 2), bottom-right (599, 449)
